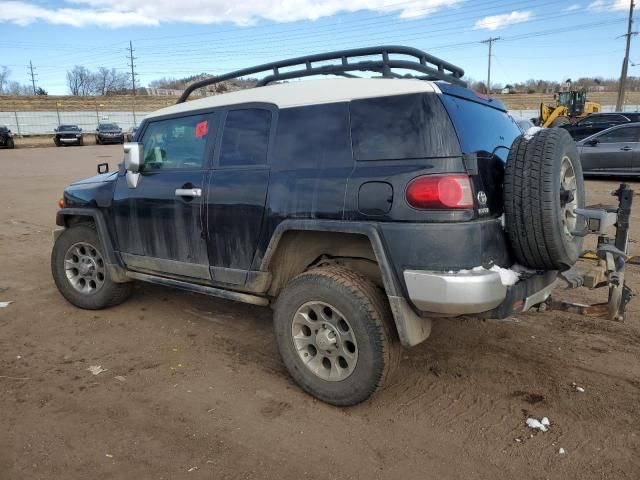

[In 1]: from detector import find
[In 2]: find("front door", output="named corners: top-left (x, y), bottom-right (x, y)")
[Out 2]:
top-left (205, 106), bottom-right (274, 285)
top-left (113, 112), bottom-right (218, 279)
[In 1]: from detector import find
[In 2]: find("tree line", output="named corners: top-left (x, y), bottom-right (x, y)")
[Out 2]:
top-left (65, 66), bottom-right (131, 96)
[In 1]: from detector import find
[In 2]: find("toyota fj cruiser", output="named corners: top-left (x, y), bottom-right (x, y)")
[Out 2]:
top-left (51, 47), bottom-right (634, 405)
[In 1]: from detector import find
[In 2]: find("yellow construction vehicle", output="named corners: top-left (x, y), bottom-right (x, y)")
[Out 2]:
top-left (538, 89), bottom-right (601, 128)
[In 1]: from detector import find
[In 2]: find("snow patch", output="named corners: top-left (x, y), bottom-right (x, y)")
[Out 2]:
top-left (526, 416), bottom-right (550, 432)
top-left (524, 126), bottom-right (543, 140)
top-left (489, 265), bottom-right (521, 286)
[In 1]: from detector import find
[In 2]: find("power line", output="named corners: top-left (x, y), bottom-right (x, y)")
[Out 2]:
top-left (616, 0), bottom-right (636, 110)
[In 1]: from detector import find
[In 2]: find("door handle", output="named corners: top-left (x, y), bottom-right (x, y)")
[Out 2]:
top-left (620, 146), bottom-right (632, 151)
top-left (175, 188), bottom-right (202, 198)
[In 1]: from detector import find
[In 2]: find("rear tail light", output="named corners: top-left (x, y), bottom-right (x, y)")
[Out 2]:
top-left (406, 174), bottom-right (474, 209)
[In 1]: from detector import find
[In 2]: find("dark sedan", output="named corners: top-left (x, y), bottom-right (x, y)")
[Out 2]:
top-left (95, 123), bottom-right (124, 145)
top-left (54, 124), bottom-right (83, 147)
top-left (577, 122), bottom-right (640, 176)
top-left (561, 112), bottom-right (640, 141)
top-left (0, 125), bottom-right (14, 149)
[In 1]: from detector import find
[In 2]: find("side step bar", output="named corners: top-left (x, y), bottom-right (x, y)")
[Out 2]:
top-left (125, 271), bottom-right (270, 307)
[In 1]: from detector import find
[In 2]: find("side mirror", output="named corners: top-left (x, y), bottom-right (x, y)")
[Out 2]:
top-left (585, 139), bottom-right (599, 146)
top-left (123, 142), bottom-right (144, 173)
top-left (79, 128), bottom-right (83, 132)
top-left (54, 127), bottom-right (58, 132)
top-left (123, 142), bottom-right (144, 188)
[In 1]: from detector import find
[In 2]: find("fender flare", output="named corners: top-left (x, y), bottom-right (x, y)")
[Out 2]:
top-left (259, 220), bottom-right (432, 347)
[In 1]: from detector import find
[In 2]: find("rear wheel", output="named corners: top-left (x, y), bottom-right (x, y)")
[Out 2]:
top-left (273, 265), bottom-right (400, 406)
top-left (51, 224), bottom-right (133, 309)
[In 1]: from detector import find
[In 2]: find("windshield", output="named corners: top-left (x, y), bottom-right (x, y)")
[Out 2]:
top-left (59, 125), bottom-right (79, 131)
top-left (100, 123), bottom-right (119, 130)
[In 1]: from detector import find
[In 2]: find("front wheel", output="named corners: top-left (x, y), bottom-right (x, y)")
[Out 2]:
top-left (51, 224), bottom-right (133, 309)
top-left (7, 138), bottom-right (14, 149)
top-left (273, 265), bottom-right (400, 406)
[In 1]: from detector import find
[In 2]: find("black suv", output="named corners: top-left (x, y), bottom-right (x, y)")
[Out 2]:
top-left (51, 47), bottom-right (589, 405)
top-left (0, 125), bottom-right (14, 149)
top-left (54, 124), bottom-right (84, 147)
top-left (561, 112), bottom-right (640, 140)
top-left (95, 123), bottom-right (124, 144)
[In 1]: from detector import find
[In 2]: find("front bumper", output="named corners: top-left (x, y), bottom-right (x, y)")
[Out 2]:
top-left (59, 137), bottom-right (81, 143)
top-left (98, 135), bottom-right (123, 143)
top-left (404, 268), bottom-right (558, 317)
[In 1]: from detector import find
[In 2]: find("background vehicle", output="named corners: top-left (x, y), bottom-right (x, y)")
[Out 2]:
top-left (538, 87), bottom-right (601, 127)
top-left (126, 126), bottom-right (138, 142)
top-left (50, 46), bottom-right (633, 406)
top-left (0, 125), bottom-right (14, 149)
top-left (561, 112), bottom-right (640, 141)
top-left (54, 124), bottom-right (83, 147)
top-left (577, 122), bottom-right (640, 176)
top-left (95, 123), bottom-right (124, 144)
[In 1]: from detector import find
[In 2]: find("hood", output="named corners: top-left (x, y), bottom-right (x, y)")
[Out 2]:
top-left (70, 172), bottom-right (118, 185)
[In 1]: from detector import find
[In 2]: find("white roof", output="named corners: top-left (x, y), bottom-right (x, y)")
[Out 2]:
top-left (145, 78), bottom-right (440, 119)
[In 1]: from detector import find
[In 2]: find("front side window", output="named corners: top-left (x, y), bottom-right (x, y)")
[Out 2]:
top-left (219, 109), bottom-right (272, 167)
top-left (141, 113), bottom-right (213, 170)
top-left (597, 126), bottom-right (639, 143)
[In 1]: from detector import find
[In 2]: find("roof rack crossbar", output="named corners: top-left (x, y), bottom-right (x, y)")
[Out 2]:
top-left (177, 45), bottom-right (466, 103)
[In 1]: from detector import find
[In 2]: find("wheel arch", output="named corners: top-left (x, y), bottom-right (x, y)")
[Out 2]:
top-left (259, 220), bottom-right (432, 347)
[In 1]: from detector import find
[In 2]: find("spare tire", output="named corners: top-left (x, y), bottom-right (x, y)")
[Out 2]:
top-left (504, 128), bottom-right (585, 271)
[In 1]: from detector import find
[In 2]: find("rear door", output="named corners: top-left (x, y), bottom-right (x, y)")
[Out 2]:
top-left (113, 112), bottom-right (218, 279)
top-left (205, 106), bottom-right (274, 285)
top-left (580, 125), bottom-right (638, 173)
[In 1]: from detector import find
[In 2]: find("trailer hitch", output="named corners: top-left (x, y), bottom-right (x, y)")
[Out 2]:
top-left (546, 183), bottom-right (635, 321)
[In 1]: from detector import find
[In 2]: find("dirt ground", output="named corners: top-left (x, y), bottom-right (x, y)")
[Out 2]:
top-left (0, 146), bottom-right (638, 480)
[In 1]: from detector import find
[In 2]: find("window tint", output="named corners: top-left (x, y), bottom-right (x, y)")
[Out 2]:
top-left (597, 126), bottom-right (639, 143)
top-left (141, 113), bottom-right (213, 170)
top-left (273, 103), bottom-right (352, 169)
top-left (439, 94), bottom-right (520, 160)
top-left (219, 109), bottom-right (271, 167)
top-left (581, 114), bottom-right (627, 126)
top-left (350, 93), bottom-right (460, 161)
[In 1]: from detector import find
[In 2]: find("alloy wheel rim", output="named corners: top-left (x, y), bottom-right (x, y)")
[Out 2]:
top-left (559, 155), bottom-right (578, 239)
top-left (291, 301), bottom-right (358, 382)
top-left (64, 242), bottom-right (106, 295)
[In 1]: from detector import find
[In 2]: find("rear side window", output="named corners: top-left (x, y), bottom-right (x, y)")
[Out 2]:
top-left (219, 109), bottom-right (272, 167)
top-left (273, 103), bottom-right (352, 169)
top-left (440, 94), bottom-right (520, 159)
top-left (350, 93), bottom-right (460, 161)
top-left (141, 113), bottom-right (213, 170)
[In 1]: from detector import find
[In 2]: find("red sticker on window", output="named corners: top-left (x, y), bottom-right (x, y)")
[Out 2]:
top-left (195, 120), bottom-right (208, 138)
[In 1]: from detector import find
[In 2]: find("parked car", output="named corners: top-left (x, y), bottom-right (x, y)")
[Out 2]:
top-left (95, 123), bottom-right (124, 144)
top-left (51, 47), bottom-right (589, 406)
top-left (54, 124), bottom-right (84, 147)
top-left (126, 126), bottom-right (138, 142)
top-left (577, 122), bottom-right (640, 176)
top-left (560, 112), bottom-right (640, 141)
top-left (0, 125), bottom-right (14, 149)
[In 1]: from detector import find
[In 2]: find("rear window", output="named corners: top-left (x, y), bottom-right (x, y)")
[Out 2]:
top-left (350, 93), bottom-right (460, 161)
top-left (440, 94), bottom-right (520, 159)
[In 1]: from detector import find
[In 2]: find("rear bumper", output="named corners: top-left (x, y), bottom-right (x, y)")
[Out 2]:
top-left (404, 268), bottom-right (558, 317)
top-left (404, 269), bottom-right (506, 315)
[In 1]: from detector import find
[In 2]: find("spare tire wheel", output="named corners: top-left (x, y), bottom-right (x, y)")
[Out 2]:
top-left (504, 128), bottom-right (585, 271)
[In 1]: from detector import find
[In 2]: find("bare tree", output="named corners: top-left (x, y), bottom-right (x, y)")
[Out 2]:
top-left (94, 67), bottom-right (129, 95)
top-left (66, 66), bottom-right (95, 96)
top-left (5, 81), bottom-right (31, 95)
top-left (0, 66), bottom-right (10, 93)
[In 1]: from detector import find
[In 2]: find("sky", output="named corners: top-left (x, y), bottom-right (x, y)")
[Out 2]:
top-left (0, 0), bottom-right (636, 95)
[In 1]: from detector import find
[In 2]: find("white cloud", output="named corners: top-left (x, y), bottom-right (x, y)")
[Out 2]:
top-left (564, 4), bottom-right (581, 11)
top-left (473, 10), bottom-right (533, 31)
top-left (0, 0), bottom-right (462, 28)
top-left (589, 0), bottom-right (631, 11)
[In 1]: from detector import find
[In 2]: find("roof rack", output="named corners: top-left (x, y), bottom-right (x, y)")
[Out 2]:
top-left (177, 45), bottom-right (466, 103)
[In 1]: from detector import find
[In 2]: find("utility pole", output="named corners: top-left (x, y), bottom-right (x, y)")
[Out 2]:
top-left (616, 1), bottom-right (635, 111)
top-left (127, 40), bottom-right (137, 96)
top-left (28, 60), bottom-right (37, 95)
top-left (481, 37), bottom-right (500, 94)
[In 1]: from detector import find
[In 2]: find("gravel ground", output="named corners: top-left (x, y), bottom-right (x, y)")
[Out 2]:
top-left (1, 145), bottom-right (638, 480)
